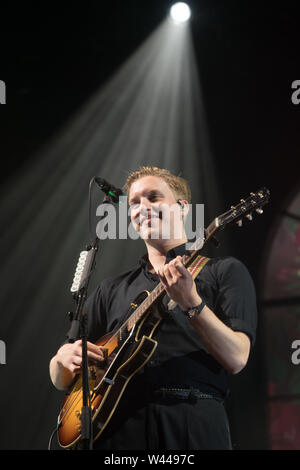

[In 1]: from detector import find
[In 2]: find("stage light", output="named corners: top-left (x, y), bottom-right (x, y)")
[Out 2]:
top-left (170, 2), bottom-right (191, 24)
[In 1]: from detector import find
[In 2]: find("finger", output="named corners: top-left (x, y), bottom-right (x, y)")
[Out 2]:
top-left (162, 264), bottom-right (174, 285)
top-left (72, 349), bottom-right (104, 366)
top-left (168, 261), bottom-right (183, 280)
top-left (70, 363), bottom-right (82, 374)
top-left (167, 257), bottom-right (184, 278)
top-left (72, 356), bottom-right (82, 367)
top-left (71, 349), bottom-right (104, 372)
top-left (168, 256), bottom-right (183, 267)
top-left (87, 344), bottom-right (105, 362)
top-left (87, 350), bottom-right (105, 363)
top-left (69, 356), bottom-right (82, 373)
top-left (75, 340), bottom-right (104, 355)
top-left (73, 341), bottom-right (84, 358)
top-left (173, 255), bottom-right (184, 266)
top-left (157, 268), bottom-right (168, 287)
top-left (174, 260), bottom-right (190, 278)
top-left (87, 341), bottom-right (105, 356)
top-left (73, 341), bottom-right (104, 362)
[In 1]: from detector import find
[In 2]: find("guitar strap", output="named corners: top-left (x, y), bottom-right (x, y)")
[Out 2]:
top-left (167, 255), bottom-right (210, 310)
top-left (187, 254), bottom-right (211, 279)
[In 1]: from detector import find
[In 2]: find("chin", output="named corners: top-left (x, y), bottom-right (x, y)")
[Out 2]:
top-left (141, 231), bottom-right (160, 240)
top-left (139, 226), bottom-right (163, 240)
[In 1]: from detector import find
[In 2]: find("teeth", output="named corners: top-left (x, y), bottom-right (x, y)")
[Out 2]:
top-left (142, 216), bottom-right (159, 223)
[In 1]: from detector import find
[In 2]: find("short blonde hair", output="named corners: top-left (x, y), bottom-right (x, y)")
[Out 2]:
top-left (124, 166), bottom-right (191, 203)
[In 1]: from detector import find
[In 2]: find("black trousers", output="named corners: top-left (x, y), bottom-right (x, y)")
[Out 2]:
top-left (92, 390), bottom-right (232, 450)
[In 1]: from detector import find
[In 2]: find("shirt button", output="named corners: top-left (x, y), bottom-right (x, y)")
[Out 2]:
top-left (149, 360), bottom-right (157, 366)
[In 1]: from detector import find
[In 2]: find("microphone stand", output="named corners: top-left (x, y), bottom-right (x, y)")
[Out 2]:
top-left (66, 239), bottom-right (98, 450)
top-left (66, 194), bottom-right (116, 450)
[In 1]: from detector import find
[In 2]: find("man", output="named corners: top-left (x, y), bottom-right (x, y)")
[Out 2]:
top-left (50, 166), bottom-right (257, 450)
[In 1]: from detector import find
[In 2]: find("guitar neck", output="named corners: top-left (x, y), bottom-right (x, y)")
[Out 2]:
top-left (124, 225), bottom-right (216, 332)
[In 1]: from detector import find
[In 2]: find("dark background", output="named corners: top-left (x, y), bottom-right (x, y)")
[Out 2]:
top-left (0, 0), bottom-right (299, 450)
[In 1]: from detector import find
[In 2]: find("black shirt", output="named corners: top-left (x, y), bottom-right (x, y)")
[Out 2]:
top-left (85, 243), bottom-right (257, 398)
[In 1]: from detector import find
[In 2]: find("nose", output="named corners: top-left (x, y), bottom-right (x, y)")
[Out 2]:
top-left (139, 196), bottom-right (153, 211)
top-left (130, 197), bottom-right (155, 222)
top-left (132, 197), bottom-right (151, 212)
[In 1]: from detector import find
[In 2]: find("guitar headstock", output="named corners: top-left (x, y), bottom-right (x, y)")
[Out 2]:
top-left (217, 187), bottom-right (270, 229)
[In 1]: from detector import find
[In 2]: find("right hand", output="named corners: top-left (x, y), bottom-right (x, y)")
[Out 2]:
top-left (56, 340), bottom-right (106, 374)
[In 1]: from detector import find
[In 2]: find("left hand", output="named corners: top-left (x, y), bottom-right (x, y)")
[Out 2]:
top-left (157, 256), bottom-right (202, 311)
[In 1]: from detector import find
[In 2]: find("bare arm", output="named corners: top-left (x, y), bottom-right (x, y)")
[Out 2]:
top-left (188, 306), bottom-right (250, 374)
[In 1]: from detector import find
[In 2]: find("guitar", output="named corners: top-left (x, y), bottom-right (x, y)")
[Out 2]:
top-left (57, 188), bottom-right (270, 448)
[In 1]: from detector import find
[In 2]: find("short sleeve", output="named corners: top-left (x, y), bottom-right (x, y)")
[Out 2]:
top-left (215, 257), bottom-right (258, 347)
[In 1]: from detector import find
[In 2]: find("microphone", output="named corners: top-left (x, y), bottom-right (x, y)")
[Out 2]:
top-left (94, 177), bottom-right (124, 203)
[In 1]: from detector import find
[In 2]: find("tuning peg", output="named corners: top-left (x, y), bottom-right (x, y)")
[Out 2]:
top-left (236, 219), bottom-right (243, 227)
top-left (240, 199), bottom-right (245, 203)
top-left (250, 192), bottom-right (255, 196)
top-left (246, 213), bottom-right (253, 221)
top-left (231, 205), bottom-right (236, 210)
top-left (255, 208), bottom-right (263, 214)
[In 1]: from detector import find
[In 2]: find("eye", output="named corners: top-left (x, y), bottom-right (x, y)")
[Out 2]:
top-left (149, 192), bottom-right (162, 202)
top-left (129, 201), bottom-right (139, 210)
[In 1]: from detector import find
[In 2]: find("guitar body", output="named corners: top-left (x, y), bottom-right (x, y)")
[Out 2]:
top-left (57, 293), bottom-right (164, 449)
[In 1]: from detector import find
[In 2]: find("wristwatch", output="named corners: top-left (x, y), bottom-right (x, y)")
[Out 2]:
top-left (182, 300), bottom-right (206, 319)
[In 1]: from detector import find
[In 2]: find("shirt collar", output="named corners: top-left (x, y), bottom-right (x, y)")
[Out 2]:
top-left (138, 242), bottom-right (190, 270)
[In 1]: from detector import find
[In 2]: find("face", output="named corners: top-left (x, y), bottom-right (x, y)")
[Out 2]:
top-left (128, 175), bottom-right (186, 242)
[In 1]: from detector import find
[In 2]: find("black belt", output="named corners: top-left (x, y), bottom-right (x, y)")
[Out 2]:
top-left (152, 388), bottom-right (224, 402)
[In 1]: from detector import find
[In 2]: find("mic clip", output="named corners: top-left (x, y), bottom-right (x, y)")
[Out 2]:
top-left (94, 177), bottom-right (124, 203)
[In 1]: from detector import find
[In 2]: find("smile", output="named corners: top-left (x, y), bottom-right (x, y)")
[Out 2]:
top-left (141, 215), bottom-right (160, 226)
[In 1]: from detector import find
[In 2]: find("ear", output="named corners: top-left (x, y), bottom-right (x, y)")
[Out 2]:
top-left (177, 200), bottom-right (189, 218)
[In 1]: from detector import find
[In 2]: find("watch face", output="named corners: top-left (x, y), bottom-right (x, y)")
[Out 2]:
top-left (188, 309), bottom-right (197, 319)
top-left (188, 302), bottom-right (205, 318)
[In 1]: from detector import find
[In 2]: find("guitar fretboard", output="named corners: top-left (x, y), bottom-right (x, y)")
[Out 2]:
top-left (123, 231), bottom-right (213, 333)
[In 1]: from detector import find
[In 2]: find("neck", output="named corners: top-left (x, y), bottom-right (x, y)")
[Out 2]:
top-left (145, 236), bottom-right (187, 274)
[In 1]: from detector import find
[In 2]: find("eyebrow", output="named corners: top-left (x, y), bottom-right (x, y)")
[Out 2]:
top-left (129, 189), bottom-right (164, 206)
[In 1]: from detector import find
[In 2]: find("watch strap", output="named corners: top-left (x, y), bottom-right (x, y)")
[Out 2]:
top-left (182, 300), bottom-right (206, 319)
